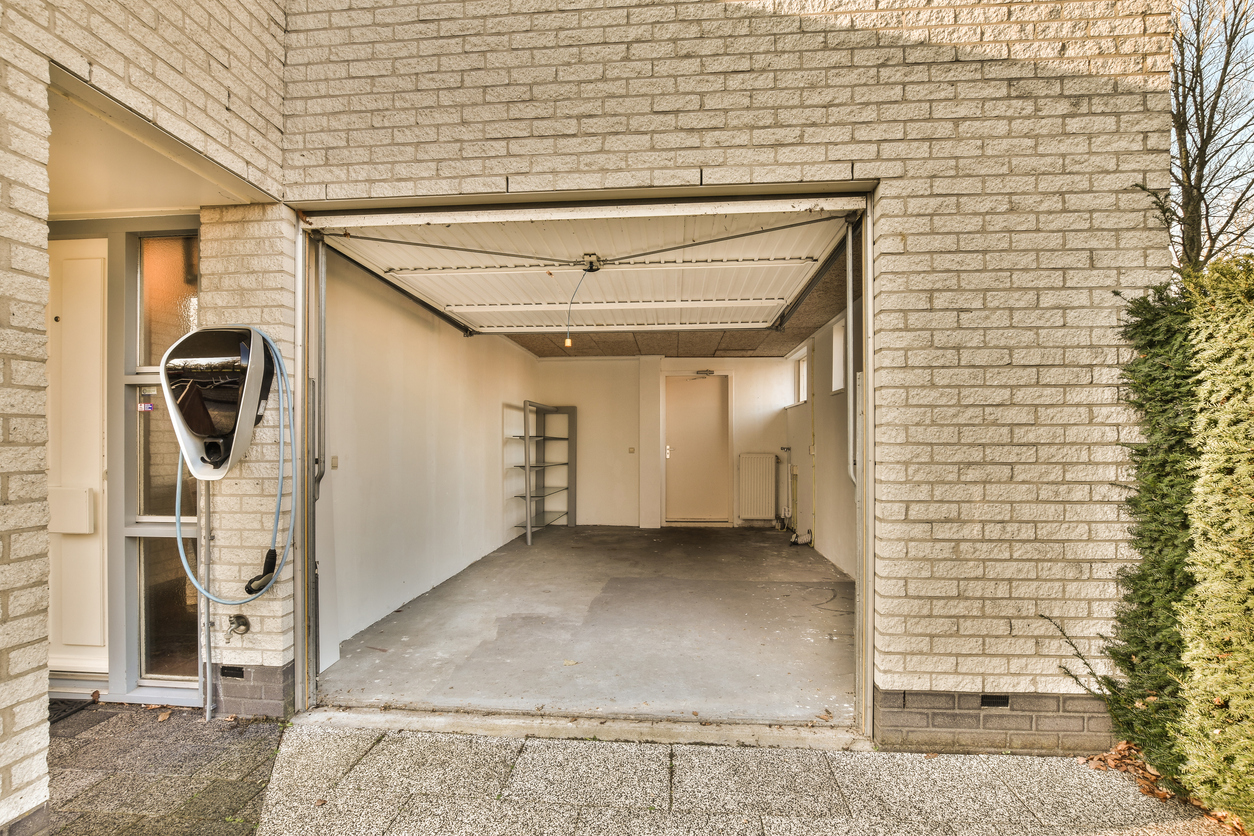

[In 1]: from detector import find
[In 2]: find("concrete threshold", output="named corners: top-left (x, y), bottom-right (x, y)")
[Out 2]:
top-left (296, 706), bottom-right (874, 751)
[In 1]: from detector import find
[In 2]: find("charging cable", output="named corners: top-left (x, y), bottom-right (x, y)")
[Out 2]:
top-left (174, 329), bottom-right (297, 606)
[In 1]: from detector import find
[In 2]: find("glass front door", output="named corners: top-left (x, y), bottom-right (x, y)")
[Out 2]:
top-left (131, 234), bottom-right (201, 683)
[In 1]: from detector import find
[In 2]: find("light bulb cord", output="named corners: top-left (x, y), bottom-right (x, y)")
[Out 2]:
top-left (565, 269), bottom-right (589, 347)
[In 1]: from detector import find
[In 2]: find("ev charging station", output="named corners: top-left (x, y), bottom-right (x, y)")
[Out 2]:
top-left (159, 326), bottom-right (296, 716)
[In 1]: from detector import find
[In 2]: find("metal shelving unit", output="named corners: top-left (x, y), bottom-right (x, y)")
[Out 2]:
top-left (512, 400), bottom-right (577, 545)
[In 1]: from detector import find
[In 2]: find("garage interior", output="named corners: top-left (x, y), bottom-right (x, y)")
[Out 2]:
top-left (309, 197), bottom-right (866, 726)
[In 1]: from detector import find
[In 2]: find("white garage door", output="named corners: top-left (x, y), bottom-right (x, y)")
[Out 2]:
top-left (306, 196), bottom-right (863, 336)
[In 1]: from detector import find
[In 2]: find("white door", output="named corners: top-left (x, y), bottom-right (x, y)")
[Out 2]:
top-left (665, 375), bottom-right (730, 522)
top-left (48, 239), bottom-right (109, 673)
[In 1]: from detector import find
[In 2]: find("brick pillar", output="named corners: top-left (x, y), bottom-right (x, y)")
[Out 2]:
top-left (197, 203), bottom-right (299, 718)
top-left (0, 45), bottom-right (51, 834)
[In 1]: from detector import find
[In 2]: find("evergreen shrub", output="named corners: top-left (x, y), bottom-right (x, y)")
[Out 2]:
top-left (1100, 284), bottom-right (1197, 785)
top-left (1177, 257), bottom-right (1254, 825)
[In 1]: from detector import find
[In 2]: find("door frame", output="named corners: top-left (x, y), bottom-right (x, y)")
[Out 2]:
top-left (48, 216), bottom-right (205, 707)
top-left (661, 369), bottom-right (735, 525)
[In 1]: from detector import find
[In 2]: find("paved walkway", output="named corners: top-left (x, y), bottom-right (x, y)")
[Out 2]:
top-left (257, 722), bottom-right (1224, 836)
top-left (48, 703), bottom-right (281, 835)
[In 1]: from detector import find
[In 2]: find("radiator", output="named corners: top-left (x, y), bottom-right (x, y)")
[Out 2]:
top-left (739, 453), bottom-right (778, 519)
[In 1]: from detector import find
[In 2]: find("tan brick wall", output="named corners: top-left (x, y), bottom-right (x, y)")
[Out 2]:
top-left (197, 202), bottom-right (298, 670)
top-left (5, 0), bottom-right (287, 196)
top-left (282, 0), bottom-right (1173, 694)
top-left (0, 29), bottom-right (51, 828)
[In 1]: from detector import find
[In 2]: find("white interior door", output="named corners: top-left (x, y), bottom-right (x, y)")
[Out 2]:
top-left (48, 239), bottom-right (109, 673)
top-left (665, 375), bottom-right (730, 522)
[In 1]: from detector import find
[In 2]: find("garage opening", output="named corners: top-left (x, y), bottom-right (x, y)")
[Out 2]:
top-left (305, 196), bottom-right (869, 728)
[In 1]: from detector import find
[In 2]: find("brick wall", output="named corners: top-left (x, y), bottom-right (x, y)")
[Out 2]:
top-left (874, 686), bottom-right (1115, 755)
top-left (197, 203), bottom-right (298, 697)
top-left (4, 0), bottom-right (287, 196)
top-left (282, 0), bottom-right (1173, 696)
top-left (0, 28), bottom-right (51, 831)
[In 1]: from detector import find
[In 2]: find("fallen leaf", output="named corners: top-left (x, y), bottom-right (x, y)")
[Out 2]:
top-left (817, 712), bottom-right (833, 721)
top-left (692, 711), bottom-right (699, 716)
top-left (90, 690), bottom-right (100, 704)
top-left (563, 660), bottom-right (579, 666)
top-left (143, 704), bottom-right (161, 710)
top-left (158, 711), bottom-right (171, 722)
top-left (924, 753), bottom-right (939, 759)
top-left (314, 800), bottom-right (327, 807)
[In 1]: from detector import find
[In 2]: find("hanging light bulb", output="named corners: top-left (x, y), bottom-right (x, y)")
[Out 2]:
top-left (564, 266), bottom-right (591, 352)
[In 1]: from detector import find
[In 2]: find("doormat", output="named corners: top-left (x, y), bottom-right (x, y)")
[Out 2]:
top-left (49, 698), bottom-right (92, 724)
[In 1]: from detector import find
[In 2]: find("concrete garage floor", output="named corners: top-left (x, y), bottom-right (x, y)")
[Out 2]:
top-left (318, 526), bottom-right (856, 725)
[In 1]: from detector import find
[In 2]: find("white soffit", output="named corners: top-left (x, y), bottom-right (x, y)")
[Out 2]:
top-left (315, 197), bottom-right (862, 333)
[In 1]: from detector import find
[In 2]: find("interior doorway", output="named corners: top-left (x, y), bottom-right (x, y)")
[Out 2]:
top-left (664, 374), bottom-right (731, 523)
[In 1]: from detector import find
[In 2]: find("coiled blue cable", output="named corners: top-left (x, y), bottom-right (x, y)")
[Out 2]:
top-left (174, 329), bottom-right (296, 605)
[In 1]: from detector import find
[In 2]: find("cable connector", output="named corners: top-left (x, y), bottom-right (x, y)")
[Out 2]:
top-left (583, 253), bottom-right (602, 272)
top-left (245, 548), bottom-right (278, 595)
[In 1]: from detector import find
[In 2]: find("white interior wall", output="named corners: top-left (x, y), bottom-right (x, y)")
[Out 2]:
top-left (787, 316), bottom-right (859, 577)
top-left (317, 252), bottom-right (540, 669)
top-left (536, 358), bottom-right (641, 527)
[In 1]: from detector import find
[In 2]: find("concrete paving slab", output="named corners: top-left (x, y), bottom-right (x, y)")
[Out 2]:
top-left (49, 734), bottom-right (91, 762)
top-left (266, 724), bottom-right (382, 802)
top-left (671, 744), bottom-right (847, 817)
top-left (54, 812), bottom-right (142, 835)
top-left (175, 778), bottom-right (267, 818)
top-left (575, 808), bottom-right (765, 835)
top-left (261, 784), bottom-right (411, 836)
top-left (339, 729), bottom-right (522, 797)
top-left (49, 768), bottom-right (109, 806)
top-left (49, 708), bottom-right (113, 737)
top-left (123, 814), bottom-right (257, 835)
top-left (762, 817), bottom-right (955, 836)
top-left (65, 737), bottom-right (225, 774)
top-left (948, 823), bottom-right (1231, 836)
top-left (824, 751), bottom-right (1037, 823)
top-left (505, 738), bottom-right (670, 809)
top-left (999, 756), bottom-right (1205, 827)
top-left (386, 797), bottom-right (579, 836)
top-left (59, 772), bottom-right (211, 815)
top-left (198, 738), bottom-right (281, 780)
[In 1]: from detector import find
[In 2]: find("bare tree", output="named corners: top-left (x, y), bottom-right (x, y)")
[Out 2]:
top-left (1148, 0), bottom-right (1254, 271)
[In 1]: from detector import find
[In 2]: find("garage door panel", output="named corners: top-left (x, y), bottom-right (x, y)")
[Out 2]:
top-left (317, 200), bottom-right (857, 337)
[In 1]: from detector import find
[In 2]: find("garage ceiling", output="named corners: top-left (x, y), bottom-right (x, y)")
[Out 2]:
top-left (308, 197), bottom-right (863, 357)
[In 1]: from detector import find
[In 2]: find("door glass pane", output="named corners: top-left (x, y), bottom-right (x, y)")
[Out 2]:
top-left (137, 387), bottom-right (196, 517)
top-left (140, 538), bottom-right (199, 679)
top-left (139, 236), bottom-right (199, 368)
